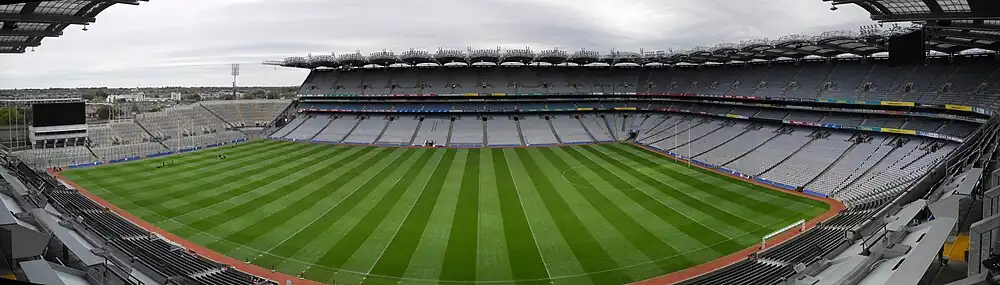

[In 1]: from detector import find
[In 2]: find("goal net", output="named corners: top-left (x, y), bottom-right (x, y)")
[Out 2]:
top-left (761, 219), bottom-right (806, 250)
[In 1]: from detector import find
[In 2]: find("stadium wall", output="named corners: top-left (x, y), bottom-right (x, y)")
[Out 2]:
top-left (63, 138), bottom-right (250, 169)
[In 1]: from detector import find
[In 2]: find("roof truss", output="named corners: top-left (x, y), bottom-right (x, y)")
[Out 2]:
top-left (0, 13), bottom-right (95, 25)
top-left (0, 29), bottom-right (61, 37)
top-left (0, 0), bottom-right (146, 53)
top-left (827, 0), bottom-right (1000, 22)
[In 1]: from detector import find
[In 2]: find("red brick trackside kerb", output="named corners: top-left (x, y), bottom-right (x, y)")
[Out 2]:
top-left (629, 143), bottom-right (845, 285)
top-left (49, 170), bottom-right (334, 285)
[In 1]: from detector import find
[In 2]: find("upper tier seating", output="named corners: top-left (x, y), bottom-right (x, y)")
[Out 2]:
top-left (297, 60), bottom-right (1000, 108)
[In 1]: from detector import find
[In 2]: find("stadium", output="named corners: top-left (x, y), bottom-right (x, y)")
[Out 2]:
top-left (1, 0), bottom-right (1000, 285)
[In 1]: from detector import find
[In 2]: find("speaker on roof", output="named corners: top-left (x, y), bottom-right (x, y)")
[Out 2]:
top-left (889, 29), bottom-right (926, 66)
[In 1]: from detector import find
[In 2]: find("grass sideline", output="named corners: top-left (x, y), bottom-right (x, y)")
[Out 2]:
top-left (60, 140), bottom-right (829, 285)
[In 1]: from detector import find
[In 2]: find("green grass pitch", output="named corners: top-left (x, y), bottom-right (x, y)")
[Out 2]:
top-left (61, 140), bottom-right (829, 285)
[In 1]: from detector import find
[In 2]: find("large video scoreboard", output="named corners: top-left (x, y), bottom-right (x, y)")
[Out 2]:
top-left (32, 102), bottom-right (86, 127)
top-left (29, 102), bottom-right (88, 148)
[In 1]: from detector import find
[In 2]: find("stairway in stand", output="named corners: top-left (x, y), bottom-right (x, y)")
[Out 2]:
top-left (547, 117), bottom-right (563, 144)
top-left (132, 119), bottom-right (170, 151)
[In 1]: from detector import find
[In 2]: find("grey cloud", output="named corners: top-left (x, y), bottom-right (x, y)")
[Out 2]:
top-left (0, 0), bottom-right (872, 89)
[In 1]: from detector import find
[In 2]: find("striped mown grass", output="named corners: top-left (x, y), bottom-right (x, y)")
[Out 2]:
top-left (61, 140), bottom-right (829, 285)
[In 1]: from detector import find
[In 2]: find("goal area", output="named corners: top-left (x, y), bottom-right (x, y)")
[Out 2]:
top-left (761, 219), bottom-right (806, 249)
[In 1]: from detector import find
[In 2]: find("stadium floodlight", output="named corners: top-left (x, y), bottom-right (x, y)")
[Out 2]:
top-left (231, 64), bottom-right (239, 99)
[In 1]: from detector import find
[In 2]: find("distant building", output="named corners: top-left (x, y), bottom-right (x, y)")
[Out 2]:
top-left (107, 93), bottom-right (145, 103)
top-left (107, 91), bottom-right (174, 103)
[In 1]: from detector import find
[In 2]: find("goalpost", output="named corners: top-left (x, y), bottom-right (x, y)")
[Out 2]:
top-left (761, 219), bottom-right (806, 249)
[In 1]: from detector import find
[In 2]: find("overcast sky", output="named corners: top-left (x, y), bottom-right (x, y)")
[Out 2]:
top-left (0, 0), bottom-right (873, 89)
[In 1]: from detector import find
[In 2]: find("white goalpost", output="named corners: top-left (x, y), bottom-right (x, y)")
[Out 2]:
top-left (761, 219), bottom-right (806, 249)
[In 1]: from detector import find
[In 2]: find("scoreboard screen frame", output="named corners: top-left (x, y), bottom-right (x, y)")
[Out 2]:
top-left (31, 102), bottom-right (87, 127)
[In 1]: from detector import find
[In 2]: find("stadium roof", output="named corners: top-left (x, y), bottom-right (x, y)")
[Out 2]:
top-left (0, 0), bottom-right (148, 54)
top-left (264, 29), bottom-right (1000, 69)
top-left (826, 0), bottom-right (1000, 51)
top-left (826, 0), bottom-right (998, 22)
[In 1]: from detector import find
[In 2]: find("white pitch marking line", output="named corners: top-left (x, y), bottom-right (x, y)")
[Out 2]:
top-left (109, 141), bottom-right (289, 193)
top-left (580, 149), bottom-right (739, 240)
top-left (364, 151), bottom-right (445, 275)
top-left (502, 149), bottom-right (555, 281)
top-left (64, 171), bottom-right (803, 284)
top-left (599, 149), bottom-right (768, 228)
top-left (61, 146), bottom-right (826, 284)
top-left (475, 150), bottom-right (485, 280)
top-left (267, 148), bottom-right (408, 260)
top-left (168, 146), bottom-right (345, 221)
